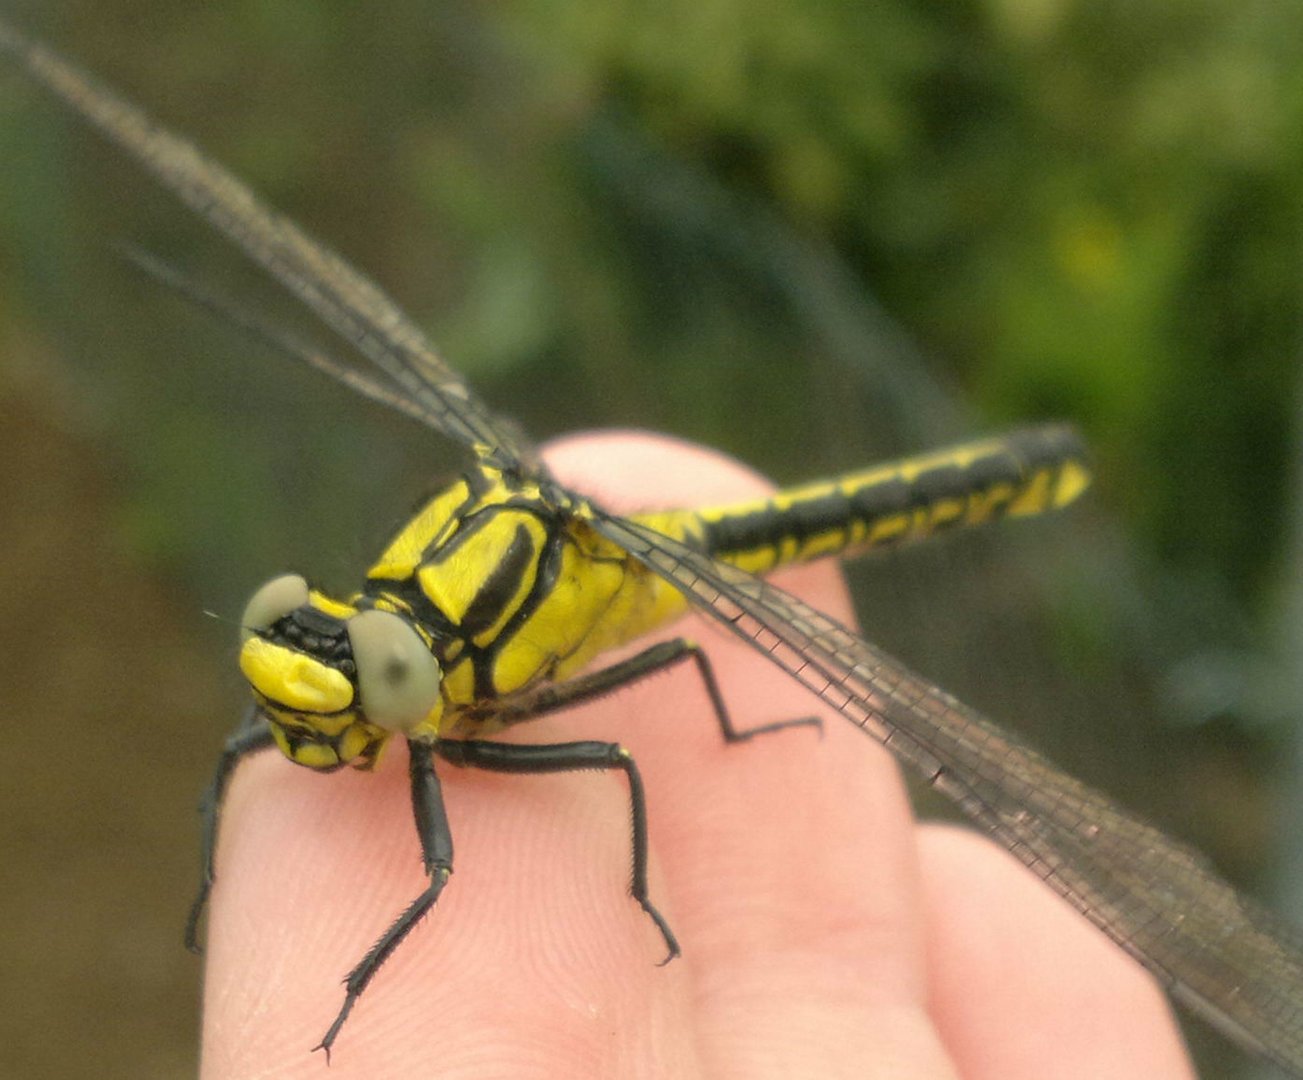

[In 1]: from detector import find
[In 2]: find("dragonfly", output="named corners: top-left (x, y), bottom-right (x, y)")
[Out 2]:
top-left (5, 21), bottom-right (1303, 1075)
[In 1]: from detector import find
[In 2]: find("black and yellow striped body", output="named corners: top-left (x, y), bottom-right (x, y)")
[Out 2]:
top-left (647, 424), bottom-right (1089, 575)
top-left (359, 463), bottom-right (689, 740)
top-left (355, 425), bottom-right (1089, 745)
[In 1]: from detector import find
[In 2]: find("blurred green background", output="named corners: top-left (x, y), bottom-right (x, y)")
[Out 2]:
top-left (1, 2), bottom-right (1301, 1077)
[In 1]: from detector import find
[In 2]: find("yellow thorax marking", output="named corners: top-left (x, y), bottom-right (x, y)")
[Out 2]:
top-left (416, 509), bottom-right (548, 636)
top-left (368, 478), bottom-right (473, 581)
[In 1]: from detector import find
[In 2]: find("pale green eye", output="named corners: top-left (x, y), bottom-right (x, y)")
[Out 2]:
top-left (348, 609), bottom-right (442, 732)
top-left (240, 574), bottom-right (309, 642)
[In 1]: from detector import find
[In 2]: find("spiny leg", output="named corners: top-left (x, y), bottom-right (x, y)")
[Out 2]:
top-left (316, 743), bottom-right (454, 1060)
top-left (186, 707), bottom-right (277, 951)
top-left (494, 637), bottom-right (821, 742)
top-left (435, 737), bottom-right (680, 962)
top-left (316, 642), bottom-right (816, 1054)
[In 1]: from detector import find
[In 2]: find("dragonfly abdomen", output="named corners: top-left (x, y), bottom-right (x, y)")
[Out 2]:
top-left (658, 425), bottom-right (1091, 576)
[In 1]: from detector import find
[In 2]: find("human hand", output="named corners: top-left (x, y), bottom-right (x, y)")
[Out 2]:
top-left (200, 432), bottom-right (1194, 1079)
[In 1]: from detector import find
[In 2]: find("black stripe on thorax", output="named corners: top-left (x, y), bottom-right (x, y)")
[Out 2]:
top-left (470, 514), bottom-right (570, 700)
top-left (458, 521), bottom-right (539, 638)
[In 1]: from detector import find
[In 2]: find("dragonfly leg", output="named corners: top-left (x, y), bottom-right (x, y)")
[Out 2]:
top-left (185, 706), bottom-right (276, 952)
top-left (666, 638), bottom-right (823, 743)
top-left (435, 737), bottom-right (680, 963)
top-left (494, 637), bottom-right (821, 743)
top-left (316, 743), bottom-right (454, 1060)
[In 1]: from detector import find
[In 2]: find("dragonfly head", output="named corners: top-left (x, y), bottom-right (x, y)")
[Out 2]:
top-left (237, 574), bottom-right (445, 770)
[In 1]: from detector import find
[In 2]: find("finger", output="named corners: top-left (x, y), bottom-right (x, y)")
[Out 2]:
top-left (202, 431), bottom-right (958, 1079)
top-left (202, 436), bottom-right (707, 1076)
top-left (546, 432), bottom-right (958, 1079)
top-left (201, 731), bottom-right (698, 1078)
top-left (919, 824), bottom-right (1194, 1079)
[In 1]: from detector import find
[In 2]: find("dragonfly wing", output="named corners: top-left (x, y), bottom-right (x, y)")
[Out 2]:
top-left (589, 509), bottom-right (1303, 1076)
top-left (0, 22), bottom-right (537, 473)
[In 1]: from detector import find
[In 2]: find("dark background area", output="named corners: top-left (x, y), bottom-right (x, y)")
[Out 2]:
top-left (1, 2), bottom-right (1301, 1077)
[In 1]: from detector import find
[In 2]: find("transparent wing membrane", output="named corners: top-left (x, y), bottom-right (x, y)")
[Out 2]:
top-left (116, 244), bottom-right (449, 429)
top-left (590, 510), bottom-right (1303, 1075)
top-left (0, 23), bottom-right (535, 473)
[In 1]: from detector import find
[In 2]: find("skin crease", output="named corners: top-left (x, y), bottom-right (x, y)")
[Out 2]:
top-left (201, 431), bottom-right (1195, 1079)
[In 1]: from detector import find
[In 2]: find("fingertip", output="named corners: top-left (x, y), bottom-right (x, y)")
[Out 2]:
top-left (543, 429), bottom-right (774, 510)
top-left (918, 824), bottom-right (1194, 1080)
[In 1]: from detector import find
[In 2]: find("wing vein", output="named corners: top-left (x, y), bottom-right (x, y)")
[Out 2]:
top-left (590, 510), bottom-right (1303, 1075)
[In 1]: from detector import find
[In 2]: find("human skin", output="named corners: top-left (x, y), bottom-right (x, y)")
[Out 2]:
top-left (200, 432), bottom-right (1195, 1079)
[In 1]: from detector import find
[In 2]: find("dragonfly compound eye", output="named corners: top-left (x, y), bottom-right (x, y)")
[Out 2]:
top-left (347, 608), bottom-right (442, 733)
top-left (240, 574), bottom-right (310, 642)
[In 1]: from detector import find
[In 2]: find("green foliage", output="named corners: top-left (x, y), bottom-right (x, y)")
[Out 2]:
top-left (2, 0), bottom-right (1300, 675)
